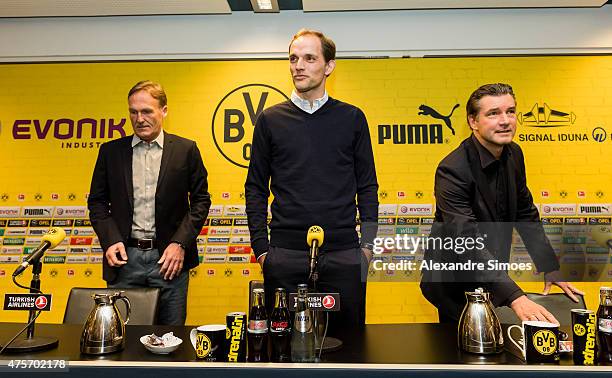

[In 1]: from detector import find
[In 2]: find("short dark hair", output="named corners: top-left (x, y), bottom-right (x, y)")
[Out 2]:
top-left (289, 28), bottom-right (336, 62)
top-left (466, 83), bottom-right (516, 124)
top-left (128, 80), bottom-right (167, 107)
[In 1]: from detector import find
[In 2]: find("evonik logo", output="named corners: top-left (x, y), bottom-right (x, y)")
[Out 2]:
top-left (13, 118), bottom-right (127, 140)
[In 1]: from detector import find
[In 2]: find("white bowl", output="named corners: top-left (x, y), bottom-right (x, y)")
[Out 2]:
top-left (140, 334), bottom-right (182, 354)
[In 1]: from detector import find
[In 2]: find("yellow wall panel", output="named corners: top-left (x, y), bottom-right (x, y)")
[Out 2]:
top-left (1, 56), bottom-right (611, 324)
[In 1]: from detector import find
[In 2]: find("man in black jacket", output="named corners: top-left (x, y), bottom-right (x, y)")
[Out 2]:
top-left (420, 83), bottom-right (583, 323)
top-left (88, 81), bottom-right (211, 325)
top-left (245, 29), bottom-right (378, 332)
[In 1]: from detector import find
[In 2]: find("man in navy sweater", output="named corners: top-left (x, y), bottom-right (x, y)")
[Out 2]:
top-left (245, 29), bottom-right (379, 333)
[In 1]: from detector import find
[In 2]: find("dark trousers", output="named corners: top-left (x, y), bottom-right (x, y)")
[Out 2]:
top-left (263, 245), bottom-right (367, 338)
top-left (108, 247), bottom-right (189, 325)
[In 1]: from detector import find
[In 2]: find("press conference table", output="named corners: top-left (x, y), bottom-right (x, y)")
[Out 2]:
top-left (0, 323), bottom-right (610, 377)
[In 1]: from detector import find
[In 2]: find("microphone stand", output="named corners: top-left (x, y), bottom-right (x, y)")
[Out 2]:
top-left (308, 243), bottom-right (342, 354)
top-left (2, 257), bottom-right (58, 353)
top-left (308, 241), bottom-right (319, 290)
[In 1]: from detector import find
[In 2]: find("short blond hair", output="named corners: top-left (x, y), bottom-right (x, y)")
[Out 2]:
top-left (128, 80), bottom-right (167, 107)
top-left (289, 29), bottom-right (336, 62)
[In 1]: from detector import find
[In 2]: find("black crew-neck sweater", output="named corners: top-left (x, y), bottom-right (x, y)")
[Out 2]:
top-left (245, 98), bottom-right (379, 258)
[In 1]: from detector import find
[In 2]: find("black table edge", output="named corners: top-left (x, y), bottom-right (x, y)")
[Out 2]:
top-left (66, 361), bottom-right (612, 371)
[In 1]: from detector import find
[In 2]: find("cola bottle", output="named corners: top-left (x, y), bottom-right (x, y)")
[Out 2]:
top-left (598, 286), bottom-right (612, 363)
top-left (270, 288), bottom-right (292, 362)
top-left (247, 288), bottom-right (269, 362)
top-left (291, 284), bottom-right (315, 362)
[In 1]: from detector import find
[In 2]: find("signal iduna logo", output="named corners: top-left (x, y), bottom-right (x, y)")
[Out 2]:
top-left (212, 84), bottom-right (289, 168)
top-left (518, 103), bottom-right (576, 128)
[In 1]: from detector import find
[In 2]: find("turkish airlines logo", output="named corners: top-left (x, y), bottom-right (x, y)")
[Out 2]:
top-left (322, 295), bottom-right (335, 310)
top-left (212, 84), bottom-right (289, 168)
top-left (34, 295), bottom-right (48, 310)
top-left (3, 294), bottom-right (52, 311)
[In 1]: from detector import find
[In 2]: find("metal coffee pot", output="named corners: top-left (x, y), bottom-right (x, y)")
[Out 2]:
top-left (458, 288), bottom-right (504, 354)
top-left (80, 291), bottom-right (131, 354)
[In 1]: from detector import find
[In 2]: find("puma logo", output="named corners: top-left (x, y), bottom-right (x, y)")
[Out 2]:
top-left (418, 104), bottom-right (460, 135)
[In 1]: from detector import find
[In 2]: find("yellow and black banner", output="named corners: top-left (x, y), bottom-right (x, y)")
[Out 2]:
top-left (0, 57), bottom-right (611, 324)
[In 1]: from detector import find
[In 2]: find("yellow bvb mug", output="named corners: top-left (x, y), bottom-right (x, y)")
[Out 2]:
top-left (507, 321), bottom-right (565, 363)
top-left (190, 324), bottom-right (227, 361)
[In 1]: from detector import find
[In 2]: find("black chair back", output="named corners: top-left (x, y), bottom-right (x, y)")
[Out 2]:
top-left (495, 293), bottom-right (586, 325)
top-left (63, 287), bottom-right (160, 325)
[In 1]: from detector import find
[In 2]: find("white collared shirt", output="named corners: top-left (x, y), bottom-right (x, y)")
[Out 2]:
top-left (131, 132), bottom-right (164, 239)
top-left (290, 90), bottom-right (329, 114)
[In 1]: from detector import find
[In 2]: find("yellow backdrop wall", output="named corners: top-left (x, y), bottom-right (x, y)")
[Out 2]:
top-left (0, 56), bottom-right (611, 324)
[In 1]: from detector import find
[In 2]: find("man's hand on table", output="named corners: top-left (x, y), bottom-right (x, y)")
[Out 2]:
top-left (510, 295), bottom-right (559, 324)
top-left (543, 270), bottom-right (585, 302)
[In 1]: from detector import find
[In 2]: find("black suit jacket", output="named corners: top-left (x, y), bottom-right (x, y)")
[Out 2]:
top-left (88, 132), bottom-right (211, 283)
top-left (420, 136), bottom-right (560, 321)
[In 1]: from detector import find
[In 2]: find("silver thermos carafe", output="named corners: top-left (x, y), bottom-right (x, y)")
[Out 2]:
top-left (80, 291), bottom-right (131, 354)
top-left (458, 288), bottom-right (504, 354)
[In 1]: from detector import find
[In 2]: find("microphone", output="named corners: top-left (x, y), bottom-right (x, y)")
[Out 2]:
top-left (591, 225), bottom-right (612, 249)
top-left (13, 227), bottom-right (66, 277)
top-left (307, 226), bottom-right (324, 282)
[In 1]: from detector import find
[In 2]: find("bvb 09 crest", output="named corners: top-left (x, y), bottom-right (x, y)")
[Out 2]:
top-left (212, 84), bottom-right (288, 168)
